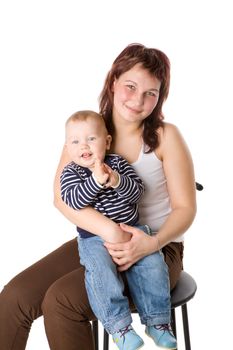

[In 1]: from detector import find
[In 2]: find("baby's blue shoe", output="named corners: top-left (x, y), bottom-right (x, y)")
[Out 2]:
top-left (112, 325), bottom-right (144, 350)
top-left (145, 324), bottom-right (177, 349)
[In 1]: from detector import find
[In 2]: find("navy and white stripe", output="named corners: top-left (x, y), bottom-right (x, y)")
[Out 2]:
top-left (60, 154), bottom-right (144, 237)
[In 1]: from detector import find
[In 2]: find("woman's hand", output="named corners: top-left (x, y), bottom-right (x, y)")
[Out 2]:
top-left (104, 223), bottom-right (158, 271)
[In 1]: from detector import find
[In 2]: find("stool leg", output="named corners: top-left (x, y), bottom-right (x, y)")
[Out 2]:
top-left (181, 303), bottom-right (191, 350)
top-left (103, 329), bottom-right (109, 350)
top-left (171, 308), bottom-right (177, 339)
top-left (171, 308), bottom-right (178, 350)
top-left (92, 320), bottom-right (99, 350)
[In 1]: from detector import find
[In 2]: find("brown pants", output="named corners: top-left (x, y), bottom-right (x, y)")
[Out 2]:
top-left (0, 238), bottom-right (183, 350)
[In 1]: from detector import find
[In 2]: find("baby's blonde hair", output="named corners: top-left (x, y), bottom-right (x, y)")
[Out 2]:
top-left (66, 110), bottom-right (108, 133)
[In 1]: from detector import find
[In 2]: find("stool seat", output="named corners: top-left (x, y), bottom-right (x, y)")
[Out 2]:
top-left (171, 271), bottom-right (197, 308)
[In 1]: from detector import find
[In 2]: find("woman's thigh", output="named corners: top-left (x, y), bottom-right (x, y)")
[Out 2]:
top-left (43, 267), bottom-right (95, 320)
top-left (162, 242), bottom-right (184, 290)
top-left (0, 238), bottom-right (83, 349)
top-left (0, 238), bottom-right (81, 320)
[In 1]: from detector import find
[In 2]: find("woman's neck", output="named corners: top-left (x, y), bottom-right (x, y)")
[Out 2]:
top-left (113, 113), bottom-right (143, 136)
top-left (111, 121), bottom-right (143, 163)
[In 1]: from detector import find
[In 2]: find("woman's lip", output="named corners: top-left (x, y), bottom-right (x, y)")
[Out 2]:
top-left (125, 105), bottom-right (142, 113)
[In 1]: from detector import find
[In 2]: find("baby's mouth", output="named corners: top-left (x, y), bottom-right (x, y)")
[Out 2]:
top-left (81, 152), bottom-right (92, 159)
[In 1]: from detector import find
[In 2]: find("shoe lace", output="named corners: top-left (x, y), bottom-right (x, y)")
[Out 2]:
top-left (154, 324), bottom-right (172, 332)
top-left (118, 325), bottom-right (132, 338)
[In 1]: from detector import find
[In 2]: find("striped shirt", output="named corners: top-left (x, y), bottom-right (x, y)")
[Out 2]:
top-left (60, 154), bottom-right (144, 238)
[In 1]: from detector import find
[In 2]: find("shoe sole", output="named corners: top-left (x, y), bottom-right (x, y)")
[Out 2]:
top-left (117, 343), bottom-right (144, 350)
top-left (135, 343), bottom-right (144, 350)
top-left (145, 330), bottom-right (177, 350)
top-left (113, 340), bottom-right (144, 350)
top-left (130, 341), bottom-right (144, 350)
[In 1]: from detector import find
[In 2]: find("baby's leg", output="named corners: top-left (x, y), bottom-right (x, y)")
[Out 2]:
top-left (78, 236), bottom-right (132, 334)
top-left (125, 250), bottom-right (170, 326)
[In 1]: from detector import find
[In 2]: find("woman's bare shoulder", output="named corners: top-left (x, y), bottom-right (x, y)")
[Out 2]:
top-left (157, 122), bottom-right (185, 155)
top-left (156, 123), bottom-right (188, 160)
top-left (158, 122), bottom-right (182, 138)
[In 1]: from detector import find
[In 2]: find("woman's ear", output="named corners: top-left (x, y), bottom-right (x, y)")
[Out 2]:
top-left (106, 135), bottom-right (112, 150)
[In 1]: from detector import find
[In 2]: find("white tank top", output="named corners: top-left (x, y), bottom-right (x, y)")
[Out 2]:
top-left (131, 145), bottom-right (184, 242)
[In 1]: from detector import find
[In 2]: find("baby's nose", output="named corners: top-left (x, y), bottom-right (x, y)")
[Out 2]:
top-left (80, 142), bottom-right (88, 149)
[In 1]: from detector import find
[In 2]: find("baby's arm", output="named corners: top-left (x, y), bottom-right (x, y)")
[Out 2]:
top-left (61, 164), bottom-right (104, 210)
top-left (107, 157), bottom-right (145, 203)
top-left (54, 146), bottom-right (130, 243)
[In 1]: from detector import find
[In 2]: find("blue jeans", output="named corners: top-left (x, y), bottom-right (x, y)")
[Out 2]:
top-left (78, 225), bottom-right (170, 334)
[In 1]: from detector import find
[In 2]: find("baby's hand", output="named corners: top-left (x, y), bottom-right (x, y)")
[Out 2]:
top-left (93, 159), bottom-right (109, 186)
top-left (103, 164), bottom-right (120, 188)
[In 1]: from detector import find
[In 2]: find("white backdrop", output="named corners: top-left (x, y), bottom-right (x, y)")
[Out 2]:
top-left (0, 1), bottom-right (232, 349)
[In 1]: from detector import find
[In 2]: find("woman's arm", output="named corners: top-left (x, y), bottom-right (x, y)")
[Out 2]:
top-left (53, 145), bottom-right (130, 243)
top-left (104, 123), bottom-right (197, 270)
top-left (153, 122), bottom-right (197, 246)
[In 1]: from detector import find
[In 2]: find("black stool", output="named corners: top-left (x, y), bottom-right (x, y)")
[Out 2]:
top-left (92, 271), bottom-right (197, 350)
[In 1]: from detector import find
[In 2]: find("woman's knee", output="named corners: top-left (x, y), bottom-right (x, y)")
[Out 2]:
top-left (42, 269), bottom-right (95, 322)
top-left (42, 280), bottom-right (64, 317)
top-left (42, 277), bottom-right (96, 350)
top-left (0, 277), bottom-right (41, 324)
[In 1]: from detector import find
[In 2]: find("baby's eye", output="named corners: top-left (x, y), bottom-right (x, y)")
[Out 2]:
top-left (72, 140), bottom-right (79, 144)
top-left (88, 136), bottom-right (96, 142)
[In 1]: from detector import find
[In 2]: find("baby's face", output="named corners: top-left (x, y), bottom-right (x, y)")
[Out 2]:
top-left (66, 119), bottom-right (111, 170)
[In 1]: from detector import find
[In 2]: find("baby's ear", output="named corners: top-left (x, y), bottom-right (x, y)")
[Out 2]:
top-left (106, 134), bottom-right (112, 150)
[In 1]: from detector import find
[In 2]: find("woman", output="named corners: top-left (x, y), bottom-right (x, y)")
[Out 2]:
top-left (0, 43), bottom-right (196, 350)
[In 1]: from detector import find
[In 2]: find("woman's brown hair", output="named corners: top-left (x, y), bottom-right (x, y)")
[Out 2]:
top-left (99, 43), bottom-right (170, 152)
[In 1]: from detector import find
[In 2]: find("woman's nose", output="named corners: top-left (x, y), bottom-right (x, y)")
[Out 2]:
top-left (133, 92), bottom-right (144, 106)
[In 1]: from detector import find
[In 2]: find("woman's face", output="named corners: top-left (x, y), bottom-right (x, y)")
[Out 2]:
top-left (112, 63), bottom-right (161, 125)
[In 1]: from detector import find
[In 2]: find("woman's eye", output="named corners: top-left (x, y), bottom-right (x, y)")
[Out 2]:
top-left (147, 91), bottom-right (157, 97)
top-left (127, 84), bottom-right (136, 90)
